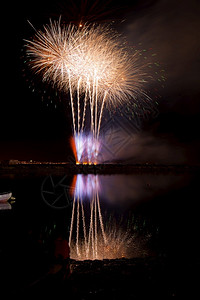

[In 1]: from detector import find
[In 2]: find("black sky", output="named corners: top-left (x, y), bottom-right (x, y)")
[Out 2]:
top-left (1, 0), bottom-right (200, 163)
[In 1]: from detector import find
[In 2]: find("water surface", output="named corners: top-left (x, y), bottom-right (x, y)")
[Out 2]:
top-left (0, 170), bottom-right (199, 294)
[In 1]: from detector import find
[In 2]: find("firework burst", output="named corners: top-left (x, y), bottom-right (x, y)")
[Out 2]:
top-left (25, 20), bottom-right (149, 163)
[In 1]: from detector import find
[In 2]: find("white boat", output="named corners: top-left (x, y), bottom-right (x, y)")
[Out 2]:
top-left (0, 192), bottom-right (12, 202)
top-left (0, 202), bottom-right (11, 210)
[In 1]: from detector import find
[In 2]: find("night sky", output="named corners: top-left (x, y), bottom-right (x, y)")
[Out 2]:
top-left (1, 0), bottom-right (200, 164)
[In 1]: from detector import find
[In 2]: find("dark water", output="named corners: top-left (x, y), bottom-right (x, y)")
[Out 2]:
top-left (0, 170), bottom-right (200, 296)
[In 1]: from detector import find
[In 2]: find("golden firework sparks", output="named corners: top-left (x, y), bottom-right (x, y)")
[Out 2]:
top-left (25, 20), bottom-right (149, 163)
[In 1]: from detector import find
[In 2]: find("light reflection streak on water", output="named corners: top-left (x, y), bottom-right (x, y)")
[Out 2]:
top-left (69, 174), bottom-right (107, 260)
top-left (68, 174), bottom-right (151, 260)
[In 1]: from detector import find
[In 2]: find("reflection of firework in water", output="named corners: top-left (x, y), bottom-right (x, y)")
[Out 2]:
top-left (69, 175), bottom-right (107, 259)
top-left (25, 20), bottom-right (150, 163)
top-left (70, 219), bottom-right (150, 260)
top-left (69, 175), bottom-right (151, 260)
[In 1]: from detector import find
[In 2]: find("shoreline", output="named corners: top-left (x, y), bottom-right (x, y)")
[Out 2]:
top-left (0, 163), bottom-right (199, 176)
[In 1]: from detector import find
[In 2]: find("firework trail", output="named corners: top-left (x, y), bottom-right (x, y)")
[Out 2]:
top-left (25, 20), bottom-right (148, 163)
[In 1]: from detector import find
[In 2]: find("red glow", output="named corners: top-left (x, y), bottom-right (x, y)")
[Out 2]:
top-left (70, 137), bottom-right (77, 162)
top-left (70, 175), bottom-right (77, 197)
